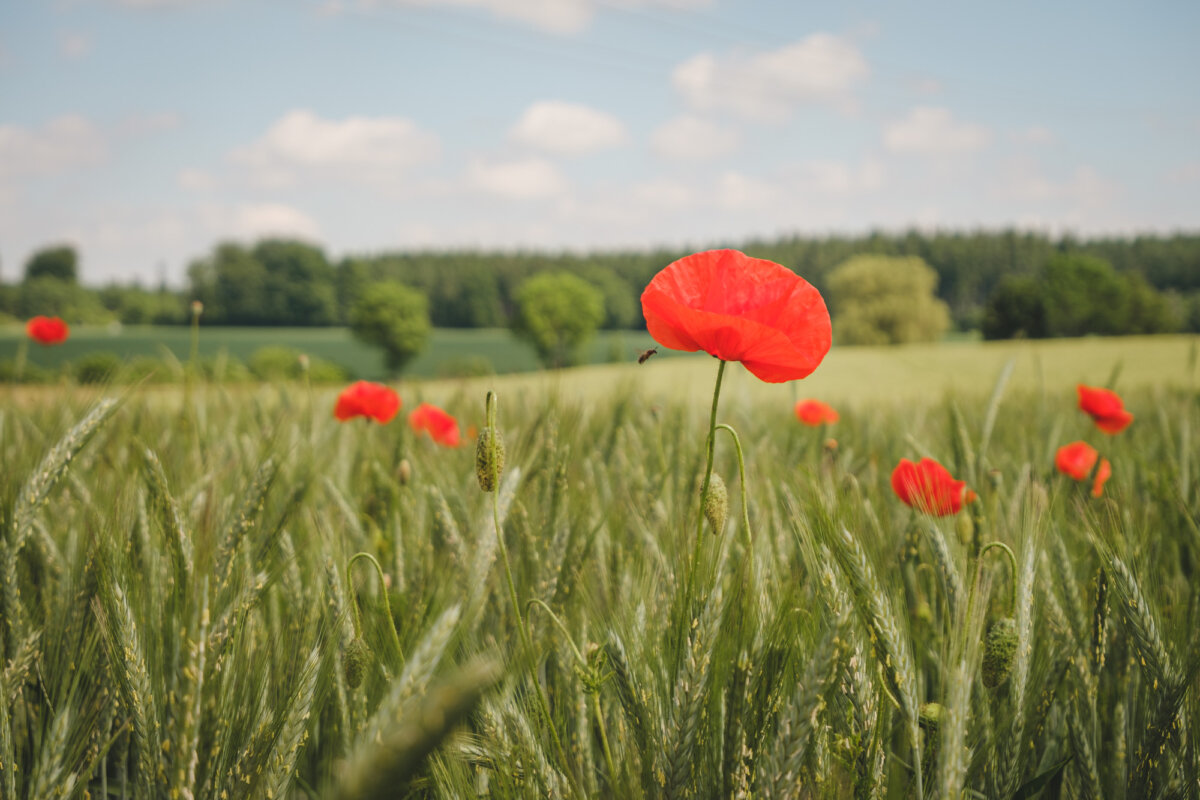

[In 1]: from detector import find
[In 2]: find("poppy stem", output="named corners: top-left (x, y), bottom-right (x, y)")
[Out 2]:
top-left (346, 551), bottom-right (405, 665)
top-left (715, 423), bottom-right (752, 551)
top-left (980, 541), bottom-right (1018, 617)
top-left (688, 360), bottom-right (728, 587)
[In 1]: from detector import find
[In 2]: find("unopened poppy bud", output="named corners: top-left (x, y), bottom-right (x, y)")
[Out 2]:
top-left (297, 353), bottom-right (310, 372)
top-left (344, 636), bottom-right (372, 690)
top-left (397, 458), bottom-right (412, 485)
top-left (955, 510), bottom-right (975, 546)
top-left (475, 427), bottom-right (505, 492)
top-left (918, 702), bottom-right (943, 732)
top-left (191, 300), bottom-right (204, 317)
top-left (823, 437), bottom-right (838, 454)
top-left (982, 617), bottom-right (1018, 688)
top-left (702, 473), bottom-right (728, 534)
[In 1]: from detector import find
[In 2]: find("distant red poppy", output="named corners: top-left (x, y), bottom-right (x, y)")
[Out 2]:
top-left (334, 381), bottom-right (400, 424)
top-left (891, 457), bottom-right (969, 516)
top-left (408, 403), bottom-right (461, 447)
top-left (26, 316), bottom-right (69, 345)
top-left (1077, 385), bottom-right (1133, 434)
top-left (640, 249), bottom-right (831, 383)
top-left (795, 399), bottom-right (839, 426)
top-left (1055, 441), bottom-right (1098, 481)
top-left (1092, 458), bottom-right (1112, 498)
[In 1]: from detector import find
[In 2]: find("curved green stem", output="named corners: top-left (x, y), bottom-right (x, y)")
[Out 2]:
top-left (715, 423), bottom-right (752, 551)
top-left (346, 552), bottom-right (404, 663)
top-left (980, 541), bottom-right (1018, 617)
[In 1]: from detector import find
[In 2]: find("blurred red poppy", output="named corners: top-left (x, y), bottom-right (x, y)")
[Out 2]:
top-left (795, 399), bottom-right (839, 426)
top-left (891, 457), bottom-right (968, 516)
top-left (409, 402), bottom-right (461, 447)
top-left (1055, 441), bottom-right (1098, 481)
top-left (26, 316), bottom-right (69, 345)
top-left (334, 381), bottom-right (400, 424)
top-left (1077, 385), bottom-right (1133, 434)
top-left (1092, 458), bottom-right (1111, 498)
top-left (640, 249), bottom-right (831, 383)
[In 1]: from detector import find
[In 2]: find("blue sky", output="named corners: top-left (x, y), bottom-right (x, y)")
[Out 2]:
top-left (2, 0), bottom-right (1198, 285)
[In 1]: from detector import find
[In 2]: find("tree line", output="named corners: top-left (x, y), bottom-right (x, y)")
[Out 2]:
top-left (4, 230), bottom-right (1199, 337)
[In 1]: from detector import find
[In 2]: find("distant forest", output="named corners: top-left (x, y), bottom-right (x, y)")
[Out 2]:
top-left (4, 230), bottom-right (1200, 334)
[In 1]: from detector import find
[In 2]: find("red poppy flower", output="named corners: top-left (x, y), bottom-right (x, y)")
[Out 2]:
top-left (1055, 441), bottom-right (1098, 481)
top-left (1077, 385), bottom-right (1133, 434)
top-left (1092, 458), bottom-right (1111, 498)
top-left (795, 399), bottom-right (839, 426)
top-left (408, 403), bottom-right (461, 447)
top-left (891, 457), bottom-right (969, 517)
top-left (640, 249), bottom-right (831, 383)
top-left (26, 316), bottom-right (69, 345)
top-left (334, 381), bottom-right (400, 424)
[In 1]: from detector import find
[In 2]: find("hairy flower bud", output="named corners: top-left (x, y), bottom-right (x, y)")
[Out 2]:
top-left (343, 636), bottom-right (372, 690)
top-left (475, 427), bottom-right (505, 492)
top-left (703, 473), bottom-right (728, 534)
top-left (982, 617), bottom-right (1018, 688)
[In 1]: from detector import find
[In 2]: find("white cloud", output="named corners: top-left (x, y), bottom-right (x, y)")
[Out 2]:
top-left (0, 115), bottom-right (107, 183)
top-left (1166, 161), bottom-right (1200, 183)
top-left (465, 156), bottom-right (566, 199)
top-left (232, 203), bottom-right (322, 240)
top-left (178, 168), bottom-right (216, 191)
top-left (789, 157), bottom-right (883, 195)
top-left (118, 111), bottom-right (183, 137)
top-left (997, 158), bottom-right (1118, 209)
top-left (231, 109), bottom-right (440, 187)
top-left (367, 0), bottom-right (710, 35)
top-left (510, 100), bottom-right (627, 155)
top-left (1011, 125), bottom-right (1055, 145)
top-left (672, 34), bottom-right (869, 121)
top-left (650, 115), bottom-right (738, 160)
top-left (715, 170), bottom-right (781, 210)
top-left (883, 106), bottom-right (990, 155)
top-left (631, 178), bottom-right (695, 209)
top-left (59, 32), bottom-right (92, 60)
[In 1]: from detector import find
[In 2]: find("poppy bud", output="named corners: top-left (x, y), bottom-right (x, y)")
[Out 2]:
top-left (344, 636), bottom-right (372, 690)
top-left (955, 510), bottom-right (974, 546)
top-left (982, 617), bottom-right (1018, 688)
top-left (397, 458), bottom-right (412, 485)
top-left (702, 473), bottom-right (728, 534)
top-left (475, 427), bottom-right (505, 492)
top-left (823, 438), bottom-right (838, 454)
top-left (918, 702), bottom-right (943, 732)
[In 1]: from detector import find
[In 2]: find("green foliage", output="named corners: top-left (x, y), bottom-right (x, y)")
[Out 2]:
top-left (985, 254), bottom-right (1180, 340)
top-left (580, 267), bottom-right (639, 329)
top-left (72, 351), bottom-right (122, 384)
top-left (349, 282), bottom-right (431, 374)
top-left (23, 244), bottom-right (78, 284)
top-left (16, 277), bottom-right (111, 323)
top-left (186, 239), bottom-right (337, 326)
top-left (826, 255), bottom-right (951, 345)
top-left (1043, 253), bottom-right (1130, 336)
top-left (510, 271), bottom-right (605, 368)
top-left (249, 345), bottom-right (347, 383)
top-left (982, 276), bottom-right (1047, 340)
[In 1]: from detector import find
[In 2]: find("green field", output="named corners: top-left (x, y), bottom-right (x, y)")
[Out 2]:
top-left (1, 336), bottom-right (1197, 798)
top-left (0, 325), bottom-right (670, 380)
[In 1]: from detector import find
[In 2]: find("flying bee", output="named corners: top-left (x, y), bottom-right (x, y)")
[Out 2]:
top-left (637, 347), bottom-right (658, 364)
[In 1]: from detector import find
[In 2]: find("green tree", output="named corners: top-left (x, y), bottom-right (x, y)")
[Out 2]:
top-left (982, 276), bottom-right (1048, 340)
top-left (1043, 253), bottom-right (1127, 336)
top-left (17, 277), bottom-right (110, 322)
top-left (253, 239), bottom-right (338, 325)
top-left (511, 272), bottom-right (605, 368)
top-left (349, 282), bottom-right (431, 374)
top-left (581, 267), bottom-right (638, 329)
top-left (826, 255), bottom-right (951, 345)
top-left (24, 245), bottom-right (78, 284)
